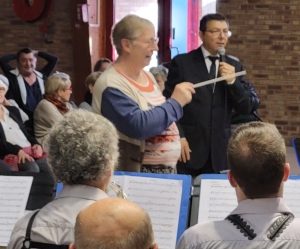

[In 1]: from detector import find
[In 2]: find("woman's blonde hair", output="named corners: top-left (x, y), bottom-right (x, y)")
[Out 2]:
top-left (85, 71), bottom-right (102, 87)
top-left (45, 72), bottom-right (71, 98)
top-left (111, 14), bottom-right (154, 55)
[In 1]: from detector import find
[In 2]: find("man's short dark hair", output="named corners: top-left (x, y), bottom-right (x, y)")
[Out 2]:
top-left (93, 58), bottom-right (111, 72)
top-left (227, 122), bottom-right (286, 199)
top-left (199, 13), bottom-right (229, 32)
top-left (16, 47), bottom-right (34, 61)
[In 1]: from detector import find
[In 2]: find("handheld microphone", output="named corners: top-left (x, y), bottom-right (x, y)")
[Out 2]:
top-left (218, 47), bottom-right (226, 63)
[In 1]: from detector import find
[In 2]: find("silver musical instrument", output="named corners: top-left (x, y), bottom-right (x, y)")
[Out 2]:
top-left (107, 181), bottom-right (128, 199)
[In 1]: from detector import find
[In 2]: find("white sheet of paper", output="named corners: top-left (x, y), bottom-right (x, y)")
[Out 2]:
top-left (198, 178), bottom-right (300, 223)
top-left (0, 176), bottom-right (33, 246)
top-left (111, 175), bottom-right (182, 249)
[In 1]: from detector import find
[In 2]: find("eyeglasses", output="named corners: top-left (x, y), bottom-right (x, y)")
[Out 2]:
top-left (128, 37), bottom-right (159, 47)
top-left (0, 87), bottom-right (6, 92)
top-left (205, 30), bottom-right (232, 38)
top-left (66, 86), bottom-right (72, 91)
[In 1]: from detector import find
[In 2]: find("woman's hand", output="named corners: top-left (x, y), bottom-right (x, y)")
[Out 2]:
top-left (178, 138), bottom-right (191, 163)
top-left (18, 150), bottom-right (34, 164)
top-left (32, 144), bottom-right (43, 157)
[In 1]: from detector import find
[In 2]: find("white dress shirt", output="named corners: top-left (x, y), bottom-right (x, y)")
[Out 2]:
top-left (177, 198), bottom-right (300, 249)
top-left (0, 106), bottom-right (31, 147)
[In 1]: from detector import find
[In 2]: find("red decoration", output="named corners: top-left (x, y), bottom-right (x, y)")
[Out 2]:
top-left (12, 0), bottom-right (52, 23)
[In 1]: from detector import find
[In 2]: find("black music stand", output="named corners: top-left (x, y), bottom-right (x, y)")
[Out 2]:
top-left (292, 138), bottom-right (300, 167)
top-left (0, 172), bottom-right (56, 210)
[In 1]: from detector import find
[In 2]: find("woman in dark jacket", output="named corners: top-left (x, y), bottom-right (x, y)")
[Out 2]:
top-left (0, 78), bottom-right (48, 172)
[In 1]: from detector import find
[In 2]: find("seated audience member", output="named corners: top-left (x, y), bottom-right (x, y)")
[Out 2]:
top-left (83, 59), bottom-right (111, 109)
top-left (8, 109), bottom-right (119, 249)
top-left (0, 74), bottom-right (29, 123)
top-left (0, 159), bottom-right (15, 172)
top-left (0, 78), bottom-right (48, 172)
top-left (69, 198), bottom-right (158, 249)
top-left (93, 58), bottom-right (112, 72)
top-left (79, 71), bottom-right (101, 111)
top-left (34, 72), bottom-right (74, 147)
top-left (0, 48), bottom-right (58, 133)
top-left (231, 81), bottom-right (261, 130)
top-left (177, 122), bottom-right (300, 249)
top-left (149, 65), bottom-right (168, 92)
top-left (92, 14), bottom-right (194, 173)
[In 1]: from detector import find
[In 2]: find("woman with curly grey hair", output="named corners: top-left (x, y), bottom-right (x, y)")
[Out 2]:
top-left (8, 109), bottom-right (119, 249)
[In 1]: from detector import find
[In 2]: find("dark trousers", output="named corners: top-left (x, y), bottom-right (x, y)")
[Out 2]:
top-left (0, 159), bottom-right (15, 172)
top-left (18, 158), bottom-right (49, 173)
top-left (177, 154), bottom-right (215, 177)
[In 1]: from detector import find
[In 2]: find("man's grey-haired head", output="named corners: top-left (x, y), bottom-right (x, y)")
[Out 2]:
top-left (45, 109), bottom-right (119, 184)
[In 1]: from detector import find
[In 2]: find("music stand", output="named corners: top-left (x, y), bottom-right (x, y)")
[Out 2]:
top-left (292, 138), bottom-right (300, 167)
top-left (0, 172), bottom-right (56, 210)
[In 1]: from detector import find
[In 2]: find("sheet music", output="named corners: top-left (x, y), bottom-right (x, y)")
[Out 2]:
top-left (111, 175), bottom-right (182, 249)
top-left (198, 179), bottom-right (236, 223)
top-left (283, 180), bottom-right (300, 218)
top-left (198, 178), bottom-right (300, 223)
top-left (0, 176), bottom-right (33, 246)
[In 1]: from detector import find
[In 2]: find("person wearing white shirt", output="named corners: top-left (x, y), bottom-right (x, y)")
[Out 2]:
top-left (8, 109), bottom-right (119, 249)
top-left (177, 122), bottom-right (300, 249)
top-left (0, 78), bottom-right (47, 172)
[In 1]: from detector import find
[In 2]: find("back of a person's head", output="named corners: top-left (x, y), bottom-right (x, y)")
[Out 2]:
top-left (227, 122), bottom-right (286, 199)
top-left (149, 65), bottom-right (168, 81)
top-left (85, 71), bottom-right (102, 87)
top-left (73, 198), bottom-right (155, 249)
top-left (93, 58), bottom-right (112, 72)
top-left (45, 109), bottom-right (119, 185)
top-left (16, 47), bottom-right (33, 61)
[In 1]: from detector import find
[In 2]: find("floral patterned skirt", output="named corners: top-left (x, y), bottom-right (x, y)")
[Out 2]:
top-left (141, 164), bottom-right (176, 174)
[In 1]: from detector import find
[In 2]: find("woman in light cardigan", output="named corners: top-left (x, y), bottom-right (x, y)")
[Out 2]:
top-left (34, 72), bottom-right (74, 147)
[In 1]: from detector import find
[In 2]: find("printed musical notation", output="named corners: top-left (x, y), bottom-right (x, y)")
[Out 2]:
top-left (111, 175), bottom-right (182, 249)
top-left (0, 176), bottom-right (33, 246)
top-left (198, 178), bottom-right (300, 224)
top-left (198, 179), bottom-right (237, 223)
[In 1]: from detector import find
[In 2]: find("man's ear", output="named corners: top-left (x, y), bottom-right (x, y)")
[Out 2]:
top-left (227, 171), bottom-right (237, 188)
top-left (199, 31), bottom-right (204, 41)
top-left (283, 163), bottom-right (290, 182)
top-left (69, 243), bottom-right (76, 249)
top-left (107, 168), bottom-right (112, 177)
top-left (88, 84), bottom-right (93, 93)
top-left (151, 243), bottom-right (158, 249)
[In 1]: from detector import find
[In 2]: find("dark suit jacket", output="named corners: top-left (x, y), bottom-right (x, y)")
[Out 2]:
top-left (0, 105), bottom-right (39, 159)
top-left (164, 47), bottom-right (254, 172)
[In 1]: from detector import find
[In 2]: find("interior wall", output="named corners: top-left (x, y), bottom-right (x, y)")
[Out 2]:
top-left (218, 0), bottom-right (300, 145)
top-left (0, 0), bottom-right (93, 105)
top-left (0, 1), bottom-right (74, 85)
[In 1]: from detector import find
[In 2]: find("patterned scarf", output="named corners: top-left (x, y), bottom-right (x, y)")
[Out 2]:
top-left (44, 94), bottom-right (69, 115)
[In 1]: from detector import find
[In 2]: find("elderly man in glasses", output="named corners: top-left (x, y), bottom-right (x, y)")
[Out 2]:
top-left (164, 13), bottom-right (256, 177)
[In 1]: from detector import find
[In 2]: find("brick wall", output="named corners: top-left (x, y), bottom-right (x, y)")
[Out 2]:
top-left (218, 0), bottom-right (300, 145)
top-left (0, 1), bottom-right (74, 80)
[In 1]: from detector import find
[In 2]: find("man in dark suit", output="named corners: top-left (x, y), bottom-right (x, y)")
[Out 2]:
top-left (164, 13), bottom-right (255, 176)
